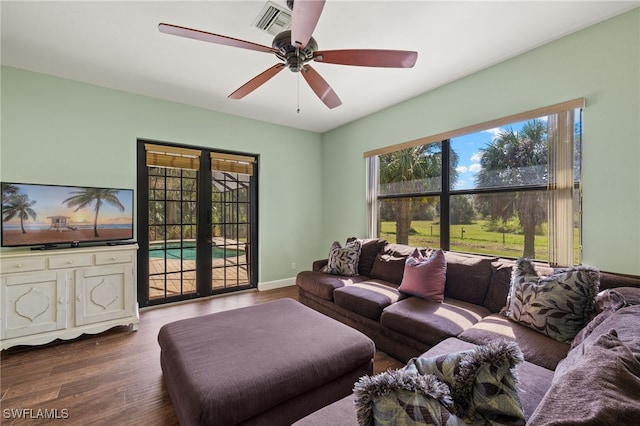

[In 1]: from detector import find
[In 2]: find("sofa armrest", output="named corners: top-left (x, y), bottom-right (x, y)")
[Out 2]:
top-left (313, 259), bottom-right (329, 272)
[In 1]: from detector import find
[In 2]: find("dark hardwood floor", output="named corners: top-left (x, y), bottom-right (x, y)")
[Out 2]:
top-left (1, 286), bottom-right (403, 425)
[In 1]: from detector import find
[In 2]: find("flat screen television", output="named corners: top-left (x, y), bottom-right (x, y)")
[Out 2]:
top-left (1, 182), bottom-right (134, 249)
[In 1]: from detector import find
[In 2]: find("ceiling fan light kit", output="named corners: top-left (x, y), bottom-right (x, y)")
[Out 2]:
top-left (159, 0), bottom-right (418, 109)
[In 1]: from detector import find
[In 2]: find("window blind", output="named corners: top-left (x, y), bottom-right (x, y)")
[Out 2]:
top-left (210, 152), bottom-right (255, 176)
top-left (145, 143), bottom-right (201, 170)
top-left (548, 110), bottom-right (576, 267)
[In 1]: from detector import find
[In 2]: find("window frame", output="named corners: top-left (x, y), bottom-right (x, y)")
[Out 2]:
top-left (366, 99), bottom-right (584, 265)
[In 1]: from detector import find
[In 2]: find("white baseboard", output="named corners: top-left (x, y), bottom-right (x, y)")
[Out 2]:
top-left (258, 277), bottom-right (296, 291)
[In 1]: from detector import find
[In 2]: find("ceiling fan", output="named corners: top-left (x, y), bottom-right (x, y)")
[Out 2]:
top-left (159, 0), bottom-right (418, 109)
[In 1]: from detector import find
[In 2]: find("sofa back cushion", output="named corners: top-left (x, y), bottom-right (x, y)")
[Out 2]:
top-left (369, 243), bottom-right (430, 285)
top-left (347, 237), bottom-right (387, 276)
top-left (443, 252), bottom-right (496, 306)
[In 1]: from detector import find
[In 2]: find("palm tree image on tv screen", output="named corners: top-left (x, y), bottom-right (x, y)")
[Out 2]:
top-left (1, 183), bottom-right (133, 247)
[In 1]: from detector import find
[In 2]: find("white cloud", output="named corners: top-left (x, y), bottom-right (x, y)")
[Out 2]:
top-left (482, 127), bottom-right (502, 138)
top-left (456, 166), bottom-right (468, 173)
top-left (470, 152), bottom-right (484, 162)
top-left (469, 163), bottom-right (482, 173)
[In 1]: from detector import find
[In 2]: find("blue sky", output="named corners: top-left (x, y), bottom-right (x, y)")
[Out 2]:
top-left (451, 109), bottom-right (581, 190)
top-left (451, 120), bottom-right (532, 190)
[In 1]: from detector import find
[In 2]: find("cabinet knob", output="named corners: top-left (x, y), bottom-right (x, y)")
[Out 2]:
top-left (68, 260), bottom-right (74, 264)
top-left (58, 297), bottom-right (64, 304)
top-left (16, 263), bottom-right (23, 268)
top-left (77, 294), bottom-right (82, 301)
top-left (111, 256), bottom-right (117, 260)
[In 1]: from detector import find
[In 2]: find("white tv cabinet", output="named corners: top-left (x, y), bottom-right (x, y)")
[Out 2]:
top-left (0, 244), bottom-right (139, 350)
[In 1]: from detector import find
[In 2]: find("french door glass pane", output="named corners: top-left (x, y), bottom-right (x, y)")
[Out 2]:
top-left (211, 170), bottom-right (250, 291)
top-left (147, 167), bottom-right (198, 300)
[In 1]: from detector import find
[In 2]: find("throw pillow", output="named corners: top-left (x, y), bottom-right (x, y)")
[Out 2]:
top-left (594, 288), bottom-right (626, 314)
top-left (405, 340), bottom-right (525, 425)
top-left (503, 258), bottom-right (599, 343)
top-left (321, 240), bottom-right (361, 276)
top-left (398, 249), bottom-right (446, 302)
top-left (527, 330), bottom-right (640, 425)
top-left (353, 368), bottom-right (452, 426)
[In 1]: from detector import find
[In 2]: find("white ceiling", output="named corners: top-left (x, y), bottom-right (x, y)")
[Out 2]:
top-left (1, 1), bottom-right (638, 133)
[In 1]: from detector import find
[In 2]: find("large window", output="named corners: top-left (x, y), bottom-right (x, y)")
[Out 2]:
top-left (368, 100), bottom-right (583, 265)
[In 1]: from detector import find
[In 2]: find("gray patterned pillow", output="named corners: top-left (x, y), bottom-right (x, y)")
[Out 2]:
top-left (504, 258), bottom-right (599, 343)
top-left (405, 340), bottom-right (525, 425)
top-left (353, 368), bottom-right (452, 426)
top-left (322, 240), bottom-right (361, 276)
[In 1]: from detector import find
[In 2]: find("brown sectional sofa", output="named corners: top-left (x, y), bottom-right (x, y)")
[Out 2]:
top-left (295, 239), bottom-right (640, 424)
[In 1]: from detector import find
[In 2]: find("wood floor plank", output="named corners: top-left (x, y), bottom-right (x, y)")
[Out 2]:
top-left (1, 286), bottom-right (403, 425)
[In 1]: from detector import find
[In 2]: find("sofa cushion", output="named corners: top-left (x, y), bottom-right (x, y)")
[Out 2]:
top-left (292, 395), bottom-right (358, 426)
top-left (369, 253), bottom-right (407, 285)
top-left (347, 237), bottom-right (387, 276)
top-left (421, 338), bottom-right (554, 422)
top-left (369, 244), bottom-right (432, 285)
top-left (296, 270), bottom-right (367, 301)
top-left (482, 260), bottom-right (555, 313)
top-left (457, 313), bottom-right (570, 370)
top-left (406, 339), bottom-right (525, 425)
top-left (398, 249), bottom-right (446, 302)
top-left (564, 304), bottom-right (640, 363)
top-left (381, 297), bottom-right (490, 347)
top-left (615, 286), bottom-right (640, 306)
top-left (504, 259), bottom-right (600, 343)
top-left (527, 330), bottom-right (640, 425)
top-left (334, 281), bottom-right (401, 320)
top-left (322, 240), bottom-right (362, 276)
top-left (443, 252), bottom-right (496, 306)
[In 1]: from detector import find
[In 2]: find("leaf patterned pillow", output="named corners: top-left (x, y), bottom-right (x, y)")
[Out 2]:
top-left (321, 240), bottom-right (361, 276)
top-left (353, 368), bottom-right (452, 426)
top-left (504, 258), bottom-right (600, 343)
top-left (405, 340), bottom-right (526, 425)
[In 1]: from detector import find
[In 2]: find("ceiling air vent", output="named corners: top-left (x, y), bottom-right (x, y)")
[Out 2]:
top-left (253, 2), bottom-right (292, 36)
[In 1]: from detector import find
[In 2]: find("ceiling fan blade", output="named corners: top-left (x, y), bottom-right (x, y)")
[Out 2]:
top-left (314, 49), bottom-right (418, 68)
top-left (159, 23), bottom-right (276, 54)
top-left (291, 0), bottom-right (326, 49)
top-left (228, 63), bottom-right (286, 100)
top-left (301, 64), bottom-right (341, 109)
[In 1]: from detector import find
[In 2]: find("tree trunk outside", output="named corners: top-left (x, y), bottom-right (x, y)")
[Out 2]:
top-left (396, 198), bottom-right (412, 245)
top-left (521, 211), bottom-right (536, 259)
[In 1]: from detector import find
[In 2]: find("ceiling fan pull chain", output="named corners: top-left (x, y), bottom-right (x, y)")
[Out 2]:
top-left (296, 46), bottom-right (301, 113)
top-left (297, 71), bottom-right (301, 114)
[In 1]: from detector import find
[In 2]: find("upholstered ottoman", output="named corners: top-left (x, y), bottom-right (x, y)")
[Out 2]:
top-left (158, 298), bottom-right (375, 426)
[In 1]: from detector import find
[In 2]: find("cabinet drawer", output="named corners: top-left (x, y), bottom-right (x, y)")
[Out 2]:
top-left (95, 251), bottom-right (134, 265)
top-left (1, 258), bottom-right (46, 274)
top-left (48, 254), bottom-right (93, 269)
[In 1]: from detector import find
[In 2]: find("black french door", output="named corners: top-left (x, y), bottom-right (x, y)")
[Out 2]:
top-left (136, 140), bottom-right (258, 307)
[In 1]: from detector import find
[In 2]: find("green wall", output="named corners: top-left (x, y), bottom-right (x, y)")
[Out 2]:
top-left (321, 8), bottom-right (640, 275)
top-left (2, 8), bottom-right (639, 281)
top-left (0, 67), bottom-right (324, 285)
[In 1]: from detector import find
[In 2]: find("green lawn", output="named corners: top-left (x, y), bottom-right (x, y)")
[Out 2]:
top-left (380, 220), bottom-right (580, 261)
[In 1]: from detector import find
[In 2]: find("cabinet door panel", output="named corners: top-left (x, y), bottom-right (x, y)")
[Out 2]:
top-left (75, 265), bottom-right (133, 326)
top-left (2, 271), bottom-right (66, 339)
